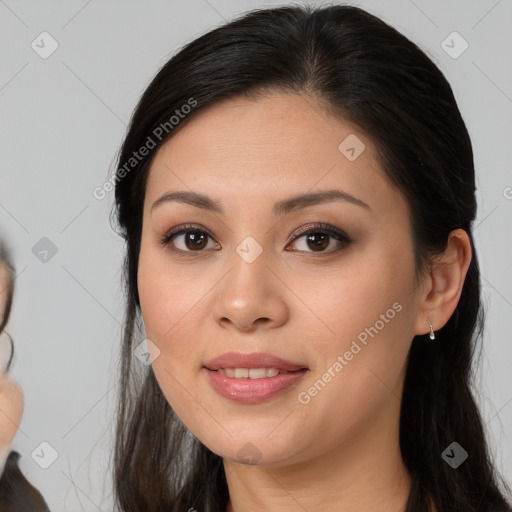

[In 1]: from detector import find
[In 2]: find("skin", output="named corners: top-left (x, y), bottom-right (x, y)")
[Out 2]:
top-left (0, 262), bottom-right (24, 478)
top-left (137, 92), bottom-right (471, 511)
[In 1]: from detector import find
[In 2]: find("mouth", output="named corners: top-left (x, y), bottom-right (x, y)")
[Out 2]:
top-left (203, 351), bottom-right (308, 373)
top-left (203, 352), bottom-right (309, 403)
top-left (209, 367), bottom-right (305, 379)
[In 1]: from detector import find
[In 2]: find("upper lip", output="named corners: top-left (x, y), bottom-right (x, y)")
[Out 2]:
top-left (204, 351), bottom-right (308, 371)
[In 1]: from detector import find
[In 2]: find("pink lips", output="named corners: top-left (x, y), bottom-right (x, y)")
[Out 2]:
top-left (204, 351), bottom-right (307, 372)
top-left (203, 351), bottom-right (309, 404)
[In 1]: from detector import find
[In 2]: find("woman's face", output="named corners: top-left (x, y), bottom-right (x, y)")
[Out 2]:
top-left (138, 92), bottom-right (424, 466)
top-left (0, 261), bottom-right (24, 478)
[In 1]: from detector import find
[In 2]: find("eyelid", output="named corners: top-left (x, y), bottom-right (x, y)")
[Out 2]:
top-left (160, 223), bottom-right (213, 242)
top-left (285, 222), bottom-right (351, 255)
top-left (159, 223), bottom-right (218, 252)
top-left (160, 222), bottom-right (351, 254)
top-left (287, 222), bottom-right (350, 243)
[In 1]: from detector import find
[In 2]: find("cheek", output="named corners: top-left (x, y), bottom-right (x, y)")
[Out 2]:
top-left (137, 253), bottom-right (196, 391)
top-left (137, 248), bottom-right (203, 343)
top-left (137, 256), bottom-right (207, 429)
top-left (293, 302), bottom-right (411, 458)
top-left (296, 237), bottom-right (415, 355)
top-left (295, 240), bottom-right (415, 423)
top-left (137, 248), bottom-right (214, 395)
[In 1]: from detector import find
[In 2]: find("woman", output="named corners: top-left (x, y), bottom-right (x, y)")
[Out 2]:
top-left (0, 241), bottom-right (51, 510)
top-left (0, 241), bottom-right (21, 479)
top-left (111, 4), bottom-right (512, 511)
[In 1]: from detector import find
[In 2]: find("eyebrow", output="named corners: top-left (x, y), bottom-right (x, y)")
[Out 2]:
top-left (151, 189), bottom-right (371, 216)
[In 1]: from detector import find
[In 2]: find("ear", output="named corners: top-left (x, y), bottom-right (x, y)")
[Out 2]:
top-left (413, 228), bottom-right (472, 336)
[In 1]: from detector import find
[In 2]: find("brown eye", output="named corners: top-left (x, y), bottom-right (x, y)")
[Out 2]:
top-left (302, 232), bottom-right (330, 251)
top-left (160, 225), bottom-right (219, 254)
top-left (178, 231), bottom-right (209, 251)
top-left (160, 222), bottom-right (351, 256)
top-left (286, 223), bottom-right (351, 254)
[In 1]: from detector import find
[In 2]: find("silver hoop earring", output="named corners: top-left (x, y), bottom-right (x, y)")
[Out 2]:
top-left (429, 324), bottom-right (435, 341)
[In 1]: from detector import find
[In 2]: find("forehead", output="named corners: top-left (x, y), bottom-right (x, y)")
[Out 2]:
top-left (144, 93), bottom-right (405, 218)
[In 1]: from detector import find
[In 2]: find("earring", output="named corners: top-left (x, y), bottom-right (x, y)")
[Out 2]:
top-left (429, 324), bottom-right (435, 341)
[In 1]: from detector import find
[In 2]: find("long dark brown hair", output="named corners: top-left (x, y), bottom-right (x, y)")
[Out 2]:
top-left (111, 5), bottom-right (512, 511)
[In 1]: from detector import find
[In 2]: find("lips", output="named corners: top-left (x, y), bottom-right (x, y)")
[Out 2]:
top-left (203, 352), bottom-right (309, 404)
top-left (203, 351), bottom-right (308, 372)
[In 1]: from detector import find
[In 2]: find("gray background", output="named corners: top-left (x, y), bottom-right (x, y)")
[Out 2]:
top-left (1, 0), bottom-right (511, 510)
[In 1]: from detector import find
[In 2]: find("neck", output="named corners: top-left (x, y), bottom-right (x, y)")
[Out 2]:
top-left (224, 395), bottom-right (411, 512)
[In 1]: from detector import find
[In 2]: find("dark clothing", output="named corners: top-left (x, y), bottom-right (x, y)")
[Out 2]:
top-left (0, 450), bottom-right (51, 511)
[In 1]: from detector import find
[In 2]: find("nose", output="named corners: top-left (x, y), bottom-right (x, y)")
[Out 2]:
top-left (212, 244), bottom-right (289, 333)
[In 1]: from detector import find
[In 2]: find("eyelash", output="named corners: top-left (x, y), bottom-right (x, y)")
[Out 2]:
top-left (160, 222), bottom-right (352, 257)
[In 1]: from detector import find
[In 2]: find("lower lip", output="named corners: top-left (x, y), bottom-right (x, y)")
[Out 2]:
top-left (204, 368), bottom-right (308, 404)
